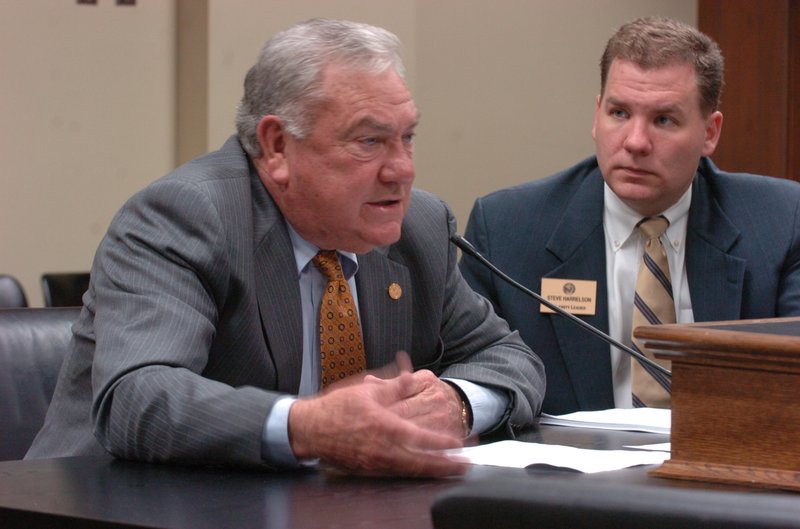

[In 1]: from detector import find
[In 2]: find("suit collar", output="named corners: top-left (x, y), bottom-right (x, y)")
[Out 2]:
top-left (544, 165), bottom-right (614, 409)
top-left (250, 163), bottom-right (304, 393)
top-left (685, 159), bottom-right (745, 320)
top-left (355, 248), bottom-right (412, 369)
top-left (546, 166), bottom-right (606, 261)
top-left (688, 158), bottom-right (742, 252)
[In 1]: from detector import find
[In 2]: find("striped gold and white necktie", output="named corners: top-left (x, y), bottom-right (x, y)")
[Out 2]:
top-left (631, 216), bottom-right (674, 408)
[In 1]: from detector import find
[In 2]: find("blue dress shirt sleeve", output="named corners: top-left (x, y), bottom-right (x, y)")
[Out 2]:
top-left (444, 378), bottom-right (510, 435)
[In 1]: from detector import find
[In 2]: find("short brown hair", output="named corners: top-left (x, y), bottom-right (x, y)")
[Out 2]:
top-left (600, 17), bottom-right (724, 115)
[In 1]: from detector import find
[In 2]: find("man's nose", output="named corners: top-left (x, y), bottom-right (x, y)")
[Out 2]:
top-left (380, 142), bottom-right (415, 183)
top-left (623, 119), bottom-right (653, 156)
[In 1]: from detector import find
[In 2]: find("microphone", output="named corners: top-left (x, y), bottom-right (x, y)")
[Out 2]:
top-left (451, 233), bottom-right (671, 377)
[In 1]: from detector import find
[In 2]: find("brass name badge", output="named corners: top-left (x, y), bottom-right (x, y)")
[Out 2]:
top-left (539, 278), bottom-right (597, 315)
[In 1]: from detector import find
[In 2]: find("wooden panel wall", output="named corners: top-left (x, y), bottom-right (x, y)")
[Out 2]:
top-left (789, 3), bottom-right (800, 179)
top-left (699, 0), bottom-right (800, 180)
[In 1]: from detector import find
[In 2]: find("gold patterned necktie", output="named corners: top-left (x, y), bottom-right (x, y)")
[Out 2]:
top-left (631, 216), bottom-right (674, 408)
top-left (312, 250), bottom-right (366, 388)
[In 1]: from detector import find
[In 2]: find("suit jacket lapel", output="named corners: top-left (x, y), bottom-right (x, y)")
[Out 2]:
top-left (686, 163), bottom-right (745, 321)
top-left (356, 248), bottom-right (412, 370)
top-left (250, 169), bottom-right (303, 393)
top-left (544, 169), bottom-right (614, 408)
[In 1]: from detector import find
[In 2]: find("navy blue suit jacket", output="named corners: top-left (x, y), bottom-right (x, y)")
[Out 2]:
top-left (460, 155), bottom-right (800, 415)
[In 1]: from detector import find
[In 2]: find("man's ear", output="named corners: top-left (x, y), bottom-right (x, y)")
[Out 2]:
top-left (253, 115), bottom-right (290, 185)
top-left (702, 110), bottom-right (723, 157)
top-left (591, 94), bottom-right (601, 141)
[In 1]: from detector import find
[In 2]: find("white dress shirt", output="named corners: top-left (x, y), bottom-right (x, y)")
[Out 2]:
top-left (603, 184), bottom-right (695, 408)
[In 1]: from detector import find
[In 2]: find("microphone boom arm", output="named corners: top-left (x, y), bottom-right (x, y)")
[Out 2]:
top-left (452, 233), bottom-right (671, 377)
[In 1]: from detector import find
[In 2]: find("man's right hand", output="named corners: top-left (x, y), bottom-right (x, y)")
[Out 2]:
top-left (287, 371), bottom-right (469, 477)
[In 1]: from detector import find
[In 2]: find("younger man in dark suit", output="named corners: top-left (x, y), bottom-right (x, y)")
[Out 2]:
top-left (461, 17), bottom-right (800, 414)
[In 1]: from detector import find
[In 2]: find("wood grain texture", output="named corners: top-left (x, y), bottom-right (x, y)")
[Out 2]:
top-left (637, 317), bottom-right (800, 491)
top-left (699, 0), bottom-right (798, 180)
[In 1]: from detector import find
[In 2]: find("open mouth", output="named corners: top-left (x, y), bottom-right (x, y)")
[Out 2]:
top-left (369, 198), bottom-right (401, 207)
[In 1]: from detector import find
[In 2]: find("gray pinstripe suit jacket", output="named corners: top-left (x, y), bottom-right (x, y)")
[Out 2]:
top-left (27, 136), bottom-right (544, 466)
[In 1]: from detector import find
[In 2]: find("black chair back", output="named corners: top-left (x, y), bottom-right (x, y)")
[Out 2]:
top-left (0, 274), bottom-right (27, 308)
top-left (0, 307), bottom-right (80, 460)
top-left (41, 272), bottom-right (90, 307)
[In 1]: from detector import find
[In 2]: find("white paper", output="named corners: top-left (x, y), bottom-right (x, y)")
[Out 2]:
top-left (625, 442), bottom-right (671, 452)
top-left (539, 407), bottom-right (670, 434)
top-left (448, 440), bottom-right (670, 473)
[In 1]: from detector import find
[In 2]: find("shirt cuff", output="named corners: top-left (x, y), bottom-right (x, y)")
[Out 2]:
top-left (262, 396), bottom-right (319, 468)
top-left (443, 378), bottom-right (509, 435)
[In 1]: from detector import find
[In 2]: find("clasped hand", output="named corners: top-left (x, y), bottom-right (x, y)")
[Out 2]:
top-left (287, 352), bottom-right (470, 477)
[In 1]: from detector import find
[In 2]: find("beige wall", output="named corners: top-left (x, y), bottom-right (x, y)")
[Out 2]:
top-left (413, 0), bottom-right (696, 225)
top-left (1, 0), bottom-right (176, 306)
top-left (206, 0), bottom-right (696, 226)
top-left (1, 0), bottom-right (695, 306)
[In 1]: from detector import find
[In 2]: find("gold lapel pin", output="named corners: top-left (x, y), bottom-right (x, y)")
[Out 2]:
top-left (387, 282), bottom-right (402, 300)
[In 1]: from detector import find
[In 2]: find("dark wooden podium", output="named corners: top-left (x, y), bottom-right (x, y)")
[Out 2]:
top-left (634, 317), bottom-right (800, 491)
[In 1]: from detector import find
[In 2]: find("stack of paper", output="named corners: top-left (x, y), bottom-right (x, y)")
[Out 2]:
top-left (448, 441), bottom-right (670, 472)
top-left (444, 409), bottom-right (672, 472)
top-left (539, 407), bottom-right (670, 435)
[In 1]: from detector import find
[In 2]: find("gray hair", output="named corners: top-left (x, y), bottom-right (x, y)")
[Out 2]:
top-left (600, 17), bottom-right (724, 116)
top-left (235, 18), bottom-right (406, 157)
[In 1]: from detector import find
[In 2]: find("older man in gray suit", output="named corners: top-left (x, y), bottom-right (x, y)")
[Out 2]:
top-left (26, 19), bottom-right (544, 477)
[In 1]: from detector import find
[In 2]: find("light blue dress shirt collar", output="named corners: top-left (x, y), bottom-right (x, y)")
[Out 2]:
top-left (286, 223), bottom-right (359, 280)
